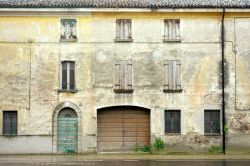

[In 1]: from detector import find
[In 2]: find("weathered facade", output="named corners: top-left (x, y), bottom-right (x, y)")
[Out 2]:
top-left (0, 0), bottom-right (250, 154)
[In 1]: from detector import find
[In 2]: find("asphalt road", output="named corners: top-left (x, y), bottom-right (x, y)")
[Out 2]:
top-left (1, 160), bottom-right (250, 166)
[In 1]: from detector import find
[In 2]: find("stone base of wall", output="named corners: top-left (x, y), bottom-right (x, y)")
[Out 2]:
top-left (226, 134), bottom-right (250, 154)
top-left (0, 135), bottom-right (52, 154)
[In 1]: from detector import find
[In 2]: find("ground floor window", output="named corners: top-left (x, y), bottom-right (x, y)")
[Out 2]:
top-left (165, 110), bottom-right (181, 134)
top-left (204, 110), bottom-right (220, 134)
top-left (3, 111), bottom-right (17, 135)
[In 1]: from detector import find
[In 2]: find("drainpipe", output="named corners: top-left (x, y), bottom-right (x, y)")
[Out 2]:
top-left (221, 7), bottom-right (226, 154)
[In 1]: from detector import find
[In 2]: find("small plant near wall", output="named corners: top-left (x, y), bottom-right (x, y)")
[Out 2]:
top-left (134, 144), bottom-right (152, 153)
top-left (208, 145), bottom-right (222, 153)
top-left (153, 137), bottom-right (166, 151)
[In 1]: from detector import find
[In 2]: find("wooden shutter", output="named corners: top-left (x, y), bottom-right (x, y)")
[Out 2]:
top-left (164, 60), bottom-right (181, 91)
top-left (125, 61), bottom-right (133, 91)
top-left (62, 62), bottom-right (67, 90)
top-left (174, 60), bottom-right (181, 90)
top-left (175, 19), bottom-right (180, 39)
top-left (116, 19), bottom-right (121, 39)
top-left (115, 61), bottom-right (122, 90)
top-left (69, 62), bottom-right (75, 90)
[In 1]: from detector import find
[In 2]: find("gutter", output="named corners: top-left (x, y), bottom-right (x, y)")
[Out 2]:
top-left (221, 7), bottom-right (226, 154)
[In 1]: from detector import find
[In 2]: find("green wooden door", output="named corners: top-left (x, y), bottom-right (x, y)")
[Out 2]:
top-left (57, 108), bottom-right (78, 153)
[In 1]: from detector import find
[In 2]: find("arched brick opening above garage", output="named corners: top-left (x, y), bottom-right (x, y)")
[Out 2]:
top-left (97, 106), bottom-right (151, 152)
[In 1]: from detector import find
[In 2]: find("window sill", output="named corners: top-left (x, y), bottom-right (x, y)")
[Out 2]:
top-left (2, 134), bottom-right (17, 137)
top-left (165, 133), bottom-right (181, 136)
top-left (163, 89), bottom-right (183, 93)
top-left (204, 133), bottom-right (221, 136)
top-left (114, 38), bottom-right (133, 42)
top-left (163, 38), bottom-right (182, 43)
top-left (59, 38), bottom-right (78, 42)
top-left (114, 89), bottom-right (134, 93)
top-left (58, 89), bottom-right (78, 93)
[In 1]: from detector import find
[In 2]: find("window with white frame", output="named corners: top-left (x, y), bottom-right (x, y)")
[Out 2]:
top-left (61, 61), bottom-right (76, 91)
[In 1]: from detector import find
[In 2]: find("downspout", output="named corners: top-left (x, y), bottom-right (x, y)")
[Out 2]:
top-left (221, 7), bottom-right (226, 154)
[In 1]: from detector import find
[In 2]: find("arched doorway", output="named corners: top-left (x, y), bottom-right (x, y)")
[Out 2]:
top-left (57, 108), bottom-right (78, 153)
top-left (97, 106), bottom-right (150, 152)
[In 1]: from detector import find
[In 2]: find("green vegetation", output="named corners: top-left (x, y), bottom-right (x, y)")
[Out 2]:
top-left (134, 137), bottom-right (166, 153)
top-left (208, 145), bottom-right (222, 153)
top-left (153, 137), bottom-right (166, 151)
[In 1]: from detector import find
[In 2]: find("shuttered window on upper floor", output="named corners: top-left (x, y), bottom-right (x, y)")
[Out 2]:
top-left (115, 19), bottom-right (132, 41)
top-left (114, 60), bottom-right (133, 93)
top-left (204, 110), bottom-right (221, 135)
top-left (3, 111), bottom-right (17, 135)
top-left (164, 19), bottom-right (181, 42)
top-left (164, 60), bottom-right (182, 92)
top-left (61, 61), bottom-right (76, 92)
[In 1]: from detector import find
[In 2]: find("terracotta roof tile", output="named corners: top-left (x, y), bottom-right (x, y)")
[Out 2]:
top-left (0, 0), bottom-right (249, 8)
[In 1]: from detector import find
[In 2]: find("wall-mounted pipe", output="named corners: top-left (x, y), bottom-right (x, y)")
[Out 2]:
top-left (221, 7), bottom-right (226, 154)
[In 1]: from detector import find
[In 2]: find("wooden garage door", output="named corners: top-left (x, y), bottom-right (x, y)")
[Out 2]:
top-left (97, 107), bottom-right (150, 152)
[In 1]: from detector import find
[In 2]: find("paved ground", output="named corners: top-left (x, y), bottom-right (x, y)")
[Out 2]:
top-left (0, 154), bottom-right (250, 166)
top-left (0, 160), bottom-right (250, 166)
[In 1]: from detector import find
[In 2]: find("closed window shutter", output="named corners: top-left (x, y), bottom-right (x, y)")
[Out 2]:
top-left (125, 61), bottom-right (133, 90)
top-left (164, 61), bottom-right (170, 90)
top-left (175, 19), bottom-right (180, 39)
top-left (174, 60), bottom-right (181, 90)
top-left (164, 19), bottom-right (169, 39)
top-left (69, 62), bottom-right (75, 90)
top-left (164, 60), bottom-right (181, 91)
top-left (62, 62), bottom-right (67, 90)
top-left (115, 61), bottom-right (122, 90)
top-left (116, 19), bottom-right (121, 39)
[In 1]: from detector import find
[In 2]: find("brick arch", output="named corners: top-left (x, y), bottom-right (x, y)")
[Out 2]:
top-left (52, 101), bottom-right (82, 153)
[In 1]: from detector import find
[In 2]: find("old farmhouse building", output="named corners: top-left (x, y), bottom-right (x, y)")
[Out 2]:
top-left (0, 0), bottom-right (250, 154)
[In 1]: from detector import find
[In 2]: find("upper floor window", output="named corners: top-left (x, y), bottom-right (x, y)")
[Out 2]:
top-left (115, 19), bottom-right (132, 42)
top-left (165, 110), bottom-right (181, 134)
top-left (114, 60), bottom-right (133, 93)
top-left (204, 110), bottom-right (220, 135)
top-left (60, 19), bottom-right (77, 41)
top-left (164, 19), bottom-right (181, 42)
top-left (61, 61), bottom-right (76, 92)
top-left (3, 111), bottom-right (17, 135)
top-left (164, 60), bottom-right (182, 92)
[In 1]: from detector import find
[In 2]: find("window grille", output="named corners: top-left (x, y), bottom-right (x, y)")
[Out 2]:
top-left (165, 110), bottom-right (181, 134)
top-left (204, 110), bottom-right (220, 134)
top-left (3, 111), bottom-right (17, 135)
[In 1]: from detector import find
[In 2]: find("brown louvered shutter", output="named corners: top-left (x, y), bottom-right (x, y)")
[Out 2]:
top-left (125, 60), bottom-right (133, 91)
top-left (115, 61), bottom-right (122, 90)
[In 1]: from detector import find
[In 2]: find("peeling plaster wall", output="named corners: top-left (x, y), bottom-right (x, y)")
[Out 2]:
top-left (0, 12), bottom-right (249, 153)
